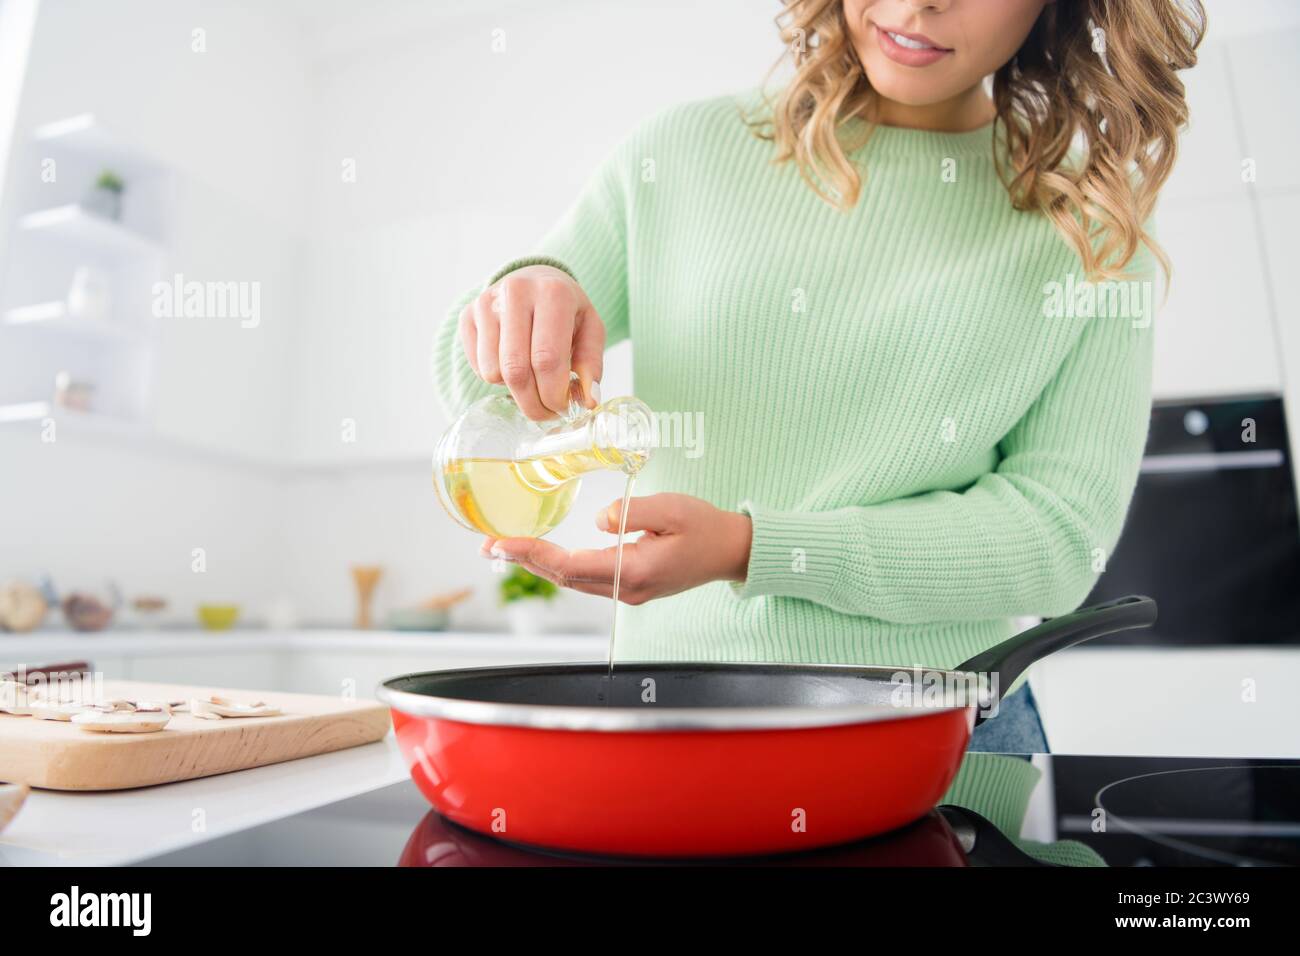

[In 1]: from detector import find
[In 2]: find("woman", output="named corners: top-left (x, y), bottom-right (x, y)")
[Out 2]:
top-left (432, 0), bottom-right (1205, 752)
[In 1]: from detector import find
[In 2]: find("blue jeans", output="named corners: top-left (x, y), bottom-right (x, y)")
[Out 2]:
top-left (967, 683), bottom-right (1049, 754)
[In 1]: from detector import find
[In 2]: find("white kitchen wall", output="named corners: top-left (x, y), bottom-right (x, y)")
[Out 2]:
top-left (0, 0), bottom-right (38, 206)
top-left (2, 0), bottom-right (310, 450)
top-left (0, 432), bottom-right (284, 620)
top-left (286, 0), bottom-right (778, 464)
top-left (273, 0), bottom-right (780, 625)
top-left (2, 0), bottom-right (1299, 634)
top-left (0, 0), bottom-right (310, 618)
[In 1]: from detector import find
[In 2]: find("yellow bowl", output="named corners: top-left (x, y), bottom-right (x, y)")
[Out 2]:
top-left (197, 604), bottom-right (240, 631)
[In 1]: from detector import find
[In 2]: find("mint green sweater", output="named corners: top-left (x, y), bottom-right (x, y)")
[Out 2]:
top-left (433, 94), bottom-right (1155, 670)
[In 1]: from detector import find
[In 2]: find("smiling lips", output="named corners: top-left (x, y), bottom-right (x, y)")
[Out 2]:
top-left (874, 23), bottom-right (953, 66)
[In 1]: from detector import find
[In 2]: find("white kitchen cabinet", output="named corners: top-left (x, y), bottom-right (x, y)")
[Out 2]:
top-left (1225, 27), bottom-right (1300, 195)
top-left (1150, 195), bottom-right (1281, 399)
top-left (0, 653), bottom-right (129, 680)
top-left (1160, 43), bottom-right (1246, 205)
top-left (0, 630), bottom-right (604, 699)
top-left (281, 641), bottom-right (602, 697)
top-left (1031, 647), bottom-right (1300, 758)
top-left (124, 651), bottom-right (283, 691)
top-left (1117, 25), bottom-right (1296, 403)
top-left (1255, 192), bottom-right (1300, 487)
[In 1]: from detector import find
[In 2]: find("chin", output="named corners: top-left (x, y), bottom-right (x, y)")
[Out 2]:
top-left (861, 67), bottom-right (950, 109)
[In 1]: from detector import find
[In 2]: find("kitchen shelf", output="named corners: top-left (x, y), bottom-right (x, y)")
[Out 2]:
top-left (0, 401), bottom-right (147, 434)
top-left (0, 402), bottom-right (434, 475)
top-left (3, 300), bottom-right (146, 343)
top-left (19, 204), bottom-right (162, 262)
top-left (32, 113), bottom-right (165, 183)
top-left (0, 403), bottom-right (287, 473)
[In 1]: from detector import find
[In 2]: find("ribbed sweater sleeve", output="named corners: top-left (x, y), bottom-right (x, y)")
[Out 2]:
top-left (431, 138), bottom-right (634, 420)
top-left (732, 271), bottom-right (1155, 623)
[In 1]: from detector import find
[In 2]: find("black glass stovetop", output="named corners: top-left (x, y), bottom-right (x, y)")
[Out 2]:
top-left (138, 754), bottom-right (1300, 867)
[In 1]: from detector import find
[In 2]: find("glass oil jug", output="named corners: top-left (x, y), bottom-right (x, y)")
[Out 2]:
top-left (434, 378), bottom-right (654, 539)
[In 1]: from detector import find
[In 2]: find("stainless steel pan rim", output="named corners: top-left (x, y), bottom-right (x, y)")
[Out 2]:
top-left (376, 597), bottom-right (1159, 733)
top-left (377, 660), bottom-right (978, 733)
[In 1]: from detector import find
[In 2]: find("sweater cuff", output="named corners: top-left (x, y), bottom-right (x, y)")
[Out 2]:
top-left (939, 753), bottom-right (1041, 835)
top-left (485, 256), bottom-right (578, 288)
top-left (729, 502), bottom-right (865, 606)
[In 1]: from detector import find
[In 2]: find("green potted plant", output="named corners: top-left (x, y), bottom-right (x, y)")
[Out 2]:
top-left (86, 169), bottom-right (125, 221)
top-left (499, 565), bottom-right (557, 636)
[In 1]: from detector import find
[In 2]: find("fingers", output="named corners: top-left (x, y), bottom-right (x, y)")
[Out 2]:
top-left (595, 493), bottom-right (680, 535)
top-left (489, 538), bottom-right (615, 585)
top-left (497, 288), bottom-right (551, 421)
top-left (473, 292), bottom-right (501, 384)
top-left (465, 266), bottom-right (607, 419)
top-left (517, 561), bottom-right (614, 599)
top-left (570, 307), bottom-right (606, 408)
top-left (530, 283), bottom-right (577, 415)
top-left (488, 537), bottom-right (655, 604)
top-left (459, 305), bottom-right (480, 378)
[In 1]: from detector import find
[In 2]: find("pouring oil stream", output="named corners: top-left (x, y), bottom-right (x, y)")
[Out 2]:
top-left (607, 474), bottom-right (636, 687)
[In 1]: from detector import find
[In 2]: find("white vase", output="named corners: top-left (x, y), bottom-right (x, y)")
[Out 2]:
top-left (67, 267), bottom-right (111, 322)
top-left (505, 601), bottom-right (547, 637)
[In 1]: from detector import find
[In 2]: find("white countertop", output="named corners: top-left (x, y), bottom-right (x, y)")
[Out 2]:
top-left (0, 628), bottom-right (608, 662)
top-left (0, 628), bottom-right (610, 867)
top-left (0, 735), bottom-right (411, 866)
top-left (3, 631), bottom-right (1298, 862)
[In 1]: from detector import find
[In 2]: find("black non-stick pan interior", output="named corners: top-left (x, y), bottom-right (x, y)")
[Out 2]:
top-left (384, 598), bottom-right (1157, 724)
top-left (385, 662), bottom-right (914, 710)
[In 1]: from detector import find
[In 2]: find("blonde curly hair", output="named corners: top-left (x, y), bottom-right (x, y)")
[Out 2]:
top-left (751, 0), bottom-right (1207, 280)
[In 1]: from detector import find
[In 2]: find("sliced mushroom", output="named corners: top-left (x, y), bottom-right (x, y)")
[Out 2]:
top-left (190, 696), bottom-right (281, 718)
top-left (30, 700), bottom-right (95, 721)
top-left (0, 680), bottom-right (34, 716)
top-left (71, 709), bottom-right (171, 733)
top-left (124, 700), bottom-right (171, 714)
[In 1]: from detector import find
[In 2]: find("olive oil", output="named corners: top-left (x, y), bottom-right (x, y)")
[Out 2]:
top-left (439, 445), bottom-right (647, 539)
top-left (512, 442), bottom-right (648, 490)
top-left (439, 457), bottom-right (578, 539)
top-left (608, 475), bottom-right (635, 680)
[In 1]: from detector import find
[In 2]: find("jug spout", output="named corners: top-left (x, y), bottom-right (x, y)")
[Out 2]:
top-left (516, 395), bottom-right (655, 480)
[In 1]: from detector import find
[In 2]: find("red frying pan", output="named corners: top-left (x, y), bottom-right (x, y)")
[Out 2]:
top-left (378, 595), bottom-right (1155, 858)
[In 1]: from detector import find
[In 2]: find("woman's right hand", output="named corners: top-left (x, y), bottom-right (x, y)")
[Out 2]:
top-left (459, 264), bottom-right (605, 421)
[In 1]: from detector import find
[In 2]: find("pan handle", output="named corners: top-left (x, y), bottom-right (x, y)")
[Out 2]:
top-left (936, 806), bottom-right (1057, 867)
top-left (958, 595), bottom-right (1156, 725)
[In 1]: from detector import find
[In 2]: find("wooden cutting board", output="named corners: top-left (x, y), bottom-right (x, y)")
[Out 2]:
top-left (0, 680), bottom-right (392, 791)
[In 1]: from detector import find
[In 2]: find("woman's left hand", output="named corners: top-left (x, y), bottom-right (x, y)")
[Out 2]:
top-left (480, 493), bottom-right (753, 604)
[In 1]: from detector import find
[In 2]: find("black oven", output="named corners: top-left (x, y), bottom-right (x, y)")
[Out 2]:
top-left (1084, 394), bottom-right (1300, 645)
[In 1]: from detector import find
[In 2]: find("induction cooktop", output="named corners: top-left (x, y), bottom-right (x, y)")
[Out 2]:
top-left (138, 753), bottom-right (1300, 867)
